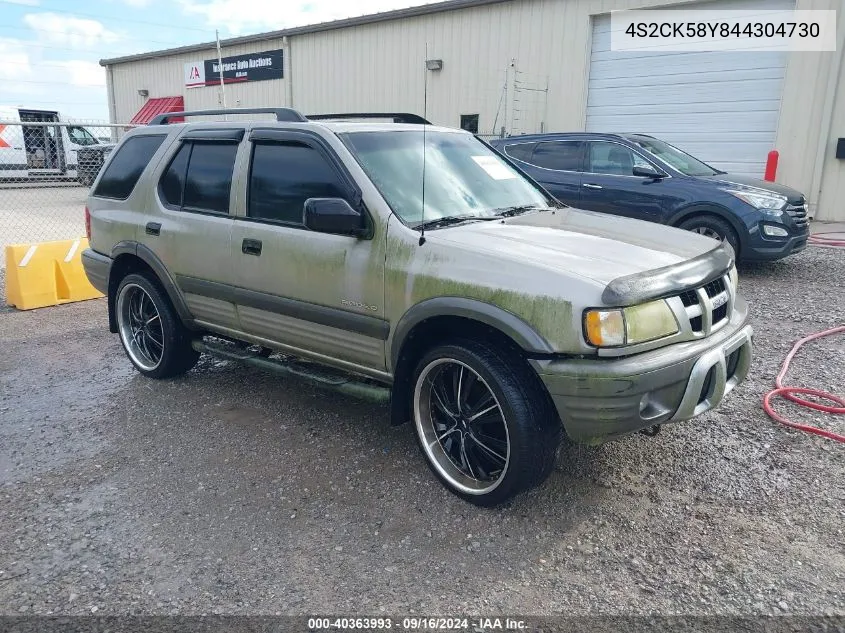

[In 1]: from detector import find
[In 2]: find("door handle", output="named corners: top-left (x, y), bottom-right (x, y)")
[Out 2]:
top-left (583, 183), bottom-right (603, 190)
top-left (145, 222), bottom-right (161, 236)
top-left (242, 238), bottom-right (262, 256)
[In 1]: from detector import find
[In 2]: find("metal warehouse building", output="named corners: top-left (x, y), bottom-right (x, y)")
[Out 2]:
top-left (101, 0), bottom-right (844, 221)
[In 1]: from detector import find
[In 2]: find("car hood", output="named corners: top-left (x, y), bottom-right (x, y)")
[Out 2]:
top-left (697, 173), bottom-right (804, 202)
top-left (430, 207), bottom-right (730, 298)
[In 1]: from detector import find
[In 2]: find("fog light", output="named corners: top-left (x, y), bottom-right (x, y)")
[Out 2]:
top-left (639, 393), bottom-right (651, 413)
top-left (762, 224), bottom-right (789, 237)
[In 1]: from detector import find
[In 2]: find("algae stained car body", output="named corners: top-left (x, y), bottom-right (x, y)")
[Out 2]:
top-left (82, 108), bottom-right (753, 505)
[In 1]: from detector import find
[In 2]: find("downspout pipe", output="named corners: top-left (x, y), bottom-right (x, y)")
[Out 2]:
top-left (283, 35), bottom-right (294, 108)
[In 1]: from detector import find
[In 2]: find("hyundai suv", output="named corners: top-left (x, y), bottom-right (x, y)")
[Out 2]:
top-left (490, 133), bottom-right (809, 262)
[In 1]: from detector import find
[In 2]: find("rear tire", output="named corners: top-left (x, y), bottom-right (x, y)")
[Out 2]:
top-left (115, 273), bottom-right (199, 379)
top-left (679, 215), bottom-right (740, 258)
top-left (411, 340), bottom-right (560, 506)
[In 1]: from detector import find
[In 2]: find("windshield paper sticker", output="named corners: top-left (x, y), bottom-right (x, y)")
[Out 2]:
top-left (472, 155), bottom-right (518, 180)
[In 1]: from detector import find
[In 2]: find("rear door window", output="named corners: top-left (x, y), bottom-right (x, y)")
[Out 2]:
top-left (93, 134), bottom-right (166, 199)
top-left (157, 141), bottom-right (238, 214)
top-left (530, 141), bottom-right (584, 171)
top-left (159, 143), bottom-right (191, 208)
top-left (183, 143), bottom-right (238, 213)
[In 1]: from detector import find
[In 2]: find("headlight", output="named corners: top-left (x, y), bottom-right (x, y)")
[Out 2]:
top-left (728, 265), bottom-right (738, 295)
top-left (584, 300), bottom-right (679, 348)
top-left (722, 188), bottom-right (786, 216)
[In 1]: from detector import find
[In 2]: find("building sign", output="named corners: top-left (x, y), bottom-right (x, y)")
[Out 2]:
top-left (184, 49), bottom-right (283, 88)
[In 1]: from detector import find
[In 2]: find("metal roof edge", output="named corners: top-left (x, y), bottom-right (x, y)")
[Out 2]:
top-left (99, 0), bottom-right (514, 66)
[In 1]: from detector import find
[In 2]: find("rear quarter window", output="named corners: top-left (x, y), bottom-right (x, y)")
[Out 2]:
top-left (93, 134), bottom-right (167, 200)
top-left (503, 142), bottom-right (537, 162)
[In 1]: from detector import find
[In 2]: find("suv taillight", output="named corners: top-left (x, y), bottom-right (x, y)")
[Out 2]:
top-left (84, 206), bottom-right (91, 241)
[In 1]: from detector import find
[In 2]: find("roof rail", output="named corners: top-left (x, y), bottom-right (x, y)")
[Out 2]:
top-left (149, 107), bottom-right (308, 125)
top-left (307, 112), bottom-right (432, 125)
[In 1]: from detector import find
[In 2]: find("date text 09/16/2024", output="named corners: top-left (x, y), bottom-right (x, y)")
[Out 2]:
top-left (307, 617), bottom-right (528, 630)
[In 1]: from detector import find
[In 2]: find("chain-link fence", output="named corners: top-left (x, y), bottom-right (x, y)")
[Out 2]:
top-left (1, 121), bottom-right (136, 266)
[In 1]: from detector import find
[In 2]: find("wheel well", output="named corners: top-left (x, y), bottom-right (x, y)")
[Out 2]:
top-left (107, 254), bottom-right (156, 333)
top-left (388, 315), bottom-right (533, 426)
top-left (671, 209), bottom-right (743, 256)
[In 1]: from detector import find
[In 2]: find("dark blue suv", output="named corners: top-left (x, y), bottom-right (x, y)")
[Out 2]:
top-left (489, 133), bottom-right (809, 262)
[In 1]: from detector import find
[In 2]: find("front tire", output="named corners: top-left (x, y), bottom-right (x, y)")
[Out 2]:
top-left (115, 273), bottom-right (199, 379)
top-left (411, 341), bottom-right (560, 506)
top-left (679, 215), bottom-right (740, 258)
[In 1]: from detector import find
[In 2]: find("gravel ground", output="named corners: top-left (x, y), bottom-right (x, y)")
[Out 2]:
top-left (0, 246), bottom-right (843, 619)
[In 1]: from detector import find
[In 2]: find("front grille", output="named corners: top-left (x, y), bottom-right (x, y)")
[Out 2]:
top-left (785, 198), bottom-right (809, 228)
top-left (673, 273), bottom-right (732, 335)
top-left (704, 278), bottom-right (726, 298)
top-left (679, 290), bottom-right (699, 307)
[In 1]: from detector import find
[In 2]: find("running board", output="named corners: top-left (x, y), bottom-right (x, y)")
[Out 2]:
top-left (191, 338), bottom-right (391, 404)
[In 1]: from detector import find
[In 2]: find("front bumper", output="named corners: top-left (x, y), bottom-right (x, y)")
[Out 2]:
top-left (743, 225), bottom-right (809, 262)
top-left (531, 306), bottom-right (753, 444)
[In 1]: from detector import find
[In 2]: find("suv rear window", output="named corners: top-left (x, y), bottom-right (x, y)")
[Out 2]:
top-left (93, 134), bottom-right (166, 200)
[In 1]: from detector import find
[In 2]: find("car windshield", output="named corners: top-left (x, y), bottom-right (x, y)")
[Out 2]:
top-left (340, 130), bottom-right (552, 227)
top-left (68, 126), bottom-right (99, 146)
top-left (628, 137), bottom-right (722, 177)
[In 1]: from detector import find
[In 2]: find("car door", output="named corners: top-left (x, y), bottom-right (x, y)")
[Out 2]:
top-left (578, 140), bottom-right (670, 223)
top-left (519, 140), bottom-right (584, 206)
top-left (229, 129), bottom-right (387, 373)
top-left (149, 129), bottom-right (241, 330)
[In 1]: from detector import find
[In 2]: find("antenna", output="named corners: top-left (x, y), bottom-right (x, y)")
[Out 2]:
top-left (419, 43), bottom-right (428, 246)
top-left (216, 29), bottom-right (227, 118)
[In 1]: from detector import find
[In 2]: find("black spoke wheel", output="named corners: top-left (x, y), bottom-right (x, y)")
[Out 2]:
top-left (115, 273), bottom-right (199, 379)
top-left (415, 358), bottom-right (510, 495)
top-left (118, 282), bottom-right (164, 371)
top-left (411, 341), bottom-right (561, 506)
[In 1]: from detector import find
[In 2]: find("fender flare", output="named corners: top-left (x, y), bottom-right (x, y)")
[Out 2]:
top-left (389, 296), bottom-right (555, 373)
top-left (110, 241), bottom-right (196, 328)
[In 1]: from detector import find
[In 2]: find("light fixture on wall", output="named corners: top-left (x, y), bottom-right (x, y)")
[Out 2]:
top-left (425, 59), bottom-right (443, 71)
top-left (137, 89), bottom-right (149, 97)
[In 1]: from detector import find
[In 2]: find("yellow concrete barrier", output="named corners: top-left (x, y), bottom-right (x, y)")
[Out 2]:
top-left (5, 238), bottom-right (104, 310)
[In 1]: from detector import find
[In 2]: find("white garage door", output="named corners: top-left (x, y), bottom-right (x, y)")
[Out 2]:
top-left (586, 0), bottom-right (794, 178)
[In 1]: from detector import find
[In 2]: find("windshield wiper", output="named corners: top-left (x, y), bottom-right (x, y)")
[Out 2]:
top-left (412, 215), bottom-right (496, 231)
top-left (490, 205), bottom-right (547, 217)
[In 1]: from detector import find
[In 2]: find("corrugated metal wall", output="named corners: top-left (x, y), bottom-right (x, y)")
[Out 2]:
top-left (105, 0), bottom-right (844, 220)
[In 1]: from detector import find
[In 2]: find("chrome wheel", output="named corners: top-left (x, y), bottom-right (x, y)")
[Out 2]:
top-left (691, 226), bottom-right (723, 241)
top-left (414, 358), bottom-right (510, 495)
top-left (117, 282), bottom-right (164, 372)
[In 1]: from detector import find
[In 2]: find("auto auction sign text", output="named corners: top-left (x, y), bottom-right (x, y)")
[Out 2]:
top-left (184, 49), bottom-right (284, 88)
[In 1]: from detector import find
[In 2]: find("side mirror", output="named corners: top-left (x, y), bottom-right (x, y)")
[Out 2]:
top-left (303, 198), bottom-right (367, 237)
top-left (632, 165), bottom-right (666, 179)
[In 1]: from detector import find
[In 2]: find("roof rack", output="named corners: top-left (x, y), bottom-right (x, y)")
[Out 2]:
top-left (149, 107), bottom-right (308, 125)
top-left (307, 112), bottom-right (431, 125)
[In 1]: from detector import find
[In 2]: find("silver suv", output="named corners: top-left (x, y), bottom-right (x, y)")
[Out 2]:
top-left (82, 108), bottom-right (753, 506)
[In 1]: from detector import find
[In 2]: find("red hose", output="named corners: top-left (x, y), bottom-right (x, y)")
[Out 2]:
top-left (762, 326), bottom-right (845, 443)
top-left (808, 232), bottom-right (845, 247)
